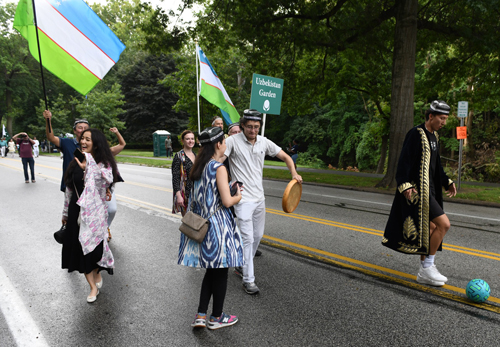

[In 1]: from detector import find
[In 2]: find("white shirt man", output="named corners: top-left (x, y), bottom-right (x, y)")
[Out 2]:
top-left (33, 137), bottom-right (40, 157)
top-left (224, 109), bottom-right (302, 294)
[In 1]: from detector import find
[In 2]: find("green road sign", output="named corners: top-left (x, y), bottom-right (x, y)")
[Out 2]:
top-left (458, 101), bottom-right (468, 118)
top-left (250, 74), bottom-right (284, 115)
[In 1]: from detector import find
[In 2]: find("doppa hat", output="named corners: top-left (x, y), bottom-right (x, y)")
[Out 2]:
top-left (199, 127), bottom-right (224, 145)
top-left (73, 119), bottom-right (89, 129)
top-left (429, 100), bottom-right (450, 115)
top-left (242, 109), bottom-right (262, 121)
top-left (228, 122), bottom-right (240, 131)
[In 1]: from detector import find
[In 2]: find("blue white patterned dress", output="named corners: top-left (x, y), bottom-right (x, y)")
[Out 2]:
top-left (178, 160), bottom-right (244, 268)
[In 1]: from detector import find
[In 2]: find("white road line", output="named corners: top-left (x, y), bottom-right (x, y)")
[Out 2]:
top-left (0, 266), bottom-right (49, 347)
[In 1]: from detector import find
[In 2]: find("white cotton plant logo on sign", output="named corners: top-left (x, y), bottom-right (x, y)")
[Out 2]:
top-left (263, 100), bottom-right (270, 112)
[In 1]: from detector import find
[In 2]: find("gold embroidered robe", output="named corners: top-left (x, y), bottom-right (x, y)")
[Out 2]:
top-left (382, 124), bottom-right (453, 255)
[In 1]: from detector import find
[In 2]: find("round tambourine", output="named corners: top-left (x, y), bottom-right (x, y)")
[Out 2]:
top-left (282, 179), bottom-right (302, 213)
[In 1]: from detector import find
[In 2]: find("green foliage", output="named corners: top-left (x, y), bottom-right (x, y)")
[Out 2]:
top-left (120, 53), bottom-right (189, 143)
top-left (296, 152), bottom-right (326, 169)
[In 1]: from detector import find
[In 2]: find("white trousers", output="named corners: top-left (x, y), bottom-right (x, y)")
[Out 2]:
top-left (234, 200), bottom-right (266, 283)
top-left (0, 147), bottom-right (5, 157)
top-left (33, 147), bottom-right (39, 157)
top-left (106, 192), bottom-right (117, 227)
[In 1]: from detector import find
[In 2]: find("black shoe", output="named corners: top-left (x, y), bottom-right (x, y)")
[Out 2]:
top-left (234, 266), bottom-right (243, 278)
top-left (255, 249), bottom-right (262, 257)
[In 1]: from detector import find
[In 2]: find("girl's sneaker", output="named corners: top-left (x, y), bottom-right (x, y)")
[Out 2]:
top-left (191, 313), bottom-right (207, 328)
top-left (207, 313), bottom-right (238, 330)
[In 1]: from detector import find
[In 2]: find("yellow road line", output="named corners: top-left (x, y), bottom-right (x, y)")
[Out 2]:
top-left (1, 161), bottom-right (498, 311)
top-left (261, 237), bottom-right (500, 313)
top-left (266, 208), bottom-right (500, 260)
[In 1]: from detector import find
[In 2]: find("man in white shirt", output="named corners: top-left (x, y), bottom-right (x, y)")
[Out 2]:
top-left (32, 136), bottom-right (40, 158)
top-left (225, 109), bottom-right (303, 294)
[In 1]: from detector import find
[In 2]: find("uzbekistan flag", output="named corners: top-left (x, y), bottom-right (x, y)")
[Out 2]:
top-left (13, 0), bottom-right (126, 95)
top-left (198, 45), bottom-right (239, 124)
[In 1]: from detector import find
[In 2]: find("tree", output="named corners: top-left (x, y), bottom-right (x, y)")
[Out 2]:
top-left (376, 0), bottom-right (418, 187)
top-left (120, 54), bottom-right (189, 143)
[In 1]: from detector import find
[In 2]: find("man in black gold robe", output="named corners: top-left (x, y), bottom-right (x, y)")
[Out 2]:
top-left (383, 100), bottom-right (457, 286)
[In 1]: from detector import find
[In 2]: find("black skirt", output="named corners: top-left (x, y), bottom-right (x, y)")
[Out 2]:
top-left (61, 166), bottom-right (113, 275)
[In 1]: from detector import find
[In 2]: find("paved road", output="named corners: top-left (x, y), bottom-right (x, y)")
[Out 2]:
top-left (1, 155), bottom-right (500, 346)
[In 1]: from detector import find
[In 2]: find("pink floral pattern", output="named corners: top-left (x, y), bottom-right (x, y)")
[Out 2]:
top-left (76, 152), bottom-right (114, 269)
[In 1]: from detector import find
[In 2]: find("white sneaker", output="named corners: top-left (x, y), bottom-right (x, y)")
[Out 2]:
top-left (416, 265), bottom-right (447, 286)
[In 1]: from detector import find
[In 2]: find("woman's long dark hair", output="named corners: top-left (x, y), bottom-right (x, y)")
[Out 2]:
top-left (64, 128), bottom-right (120, 188)
top-left (189, 137), bottom-right (224, 182)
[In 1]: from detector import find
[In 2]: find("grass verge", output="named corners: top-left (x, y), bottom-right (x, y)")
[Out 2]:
top-left (115, 156), bottom-right (171, 168)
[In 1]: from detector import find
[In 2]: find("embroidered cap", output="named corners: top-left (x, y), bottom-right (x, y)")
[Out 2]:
top-left (211, 116), bottom-right (223, 126)
top-left (429, 100), bottom-right (450, 115)
top-left (73, 119), bottom-right (90, 129)
top-left (228, 122), bottom-right (240, 131)
top-left (199, 127), bottom-right (224, 145)
top-left (242, 109), bottom-right (262, 121)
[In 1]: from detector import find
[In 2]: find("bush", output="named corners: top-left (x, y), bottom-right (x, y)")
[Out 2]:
top-left (297, 152), bottom-right (326, 169)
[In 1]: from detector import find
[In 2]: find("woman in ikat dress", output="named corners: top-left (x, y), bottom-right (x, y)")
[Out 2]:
top-left (62, 129), bottom-right (120, 303)
top-left (178, 127), bottom-right (244, 330)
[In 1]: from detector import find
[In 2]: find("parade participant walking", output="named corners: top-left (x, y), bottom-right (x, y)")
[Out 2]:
top-left (12, 132), bottom-right (36, 183)
top-left (106, 127), bottom-right (126, 242)
top-left (44, 110), bottom-right (89, 192)
top-left (0, 137), bottom-right (6, 158)
top-left (212, 116), bottom-right (224, 129)
top-left (178, 127), bottom-right (243, 330)
top-left (172, 130), bottom-right (196, 217)
top-left (33, 136), bottom-right (40, 158)
top-left (61, 128), bottom-right (120, 303)
top-left (227, 123), bottom-right (240, 136)
top-left (382, 100), bottom-right (456, 287)
top-left (224, 109), bottom-right (302, 294)
top-left (8, 139), bottom-right (16, 158)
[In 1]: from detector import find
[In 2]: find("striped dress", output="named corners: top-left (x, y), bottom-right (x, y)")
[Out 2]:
top-left (178, 160), bottom-right (244, 268)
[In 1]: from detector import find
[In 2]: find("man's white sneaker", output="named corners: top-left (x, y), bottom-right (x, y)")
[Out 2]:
top-left (416, 265), bottom-right (447, 286)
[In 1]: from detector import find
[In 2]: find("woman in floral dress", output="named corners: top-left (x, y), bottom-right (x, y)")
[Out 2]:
top-left (172, 130), bottom-right (196, 216)
top-left (62, 129), bottom-right (120, 303)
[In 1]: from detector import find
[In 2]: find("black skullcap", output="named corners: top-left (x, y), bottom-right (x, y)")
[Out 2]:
top-left (242, 109), bottom-right (262, 121)
top-left (199, 127), bottom-right (224, 145)
top-left (228, 122), bottom-right (240, 131)
top-left (73, 119), bottom-right (89, 129)
top-left (429, 100), bottom-right (450, 115)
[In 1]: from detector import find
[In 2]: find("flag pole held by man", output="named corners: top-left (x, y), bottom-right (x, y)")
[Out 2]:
top-left (13, 0), bottom-right (126, 96)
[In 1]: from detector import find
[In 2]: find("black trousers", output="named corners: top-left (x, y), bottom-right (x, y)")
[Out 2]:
top-left (197, 268), bottom-right (228, 318)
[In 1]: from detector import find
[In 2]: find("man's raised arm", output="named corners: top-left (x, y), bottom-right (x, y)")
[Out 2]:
top-left (43, 110), bottom-right (60, 148)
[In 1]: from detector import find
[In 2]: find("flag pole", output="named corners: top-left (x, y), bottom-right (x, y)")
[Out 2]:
top-left (195, 43), bottom-right (201, 135)
top-left (31, 0), bottom-right (50, 132)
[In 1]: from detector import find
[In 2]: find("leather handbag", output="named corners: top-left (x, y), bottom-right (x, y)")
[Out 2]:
top-left (179, 211), bottom-right (210, 243)
top-left (179, 197), bottom-right (223, 243)
top-left (54, 224), bottom-right (67, 244)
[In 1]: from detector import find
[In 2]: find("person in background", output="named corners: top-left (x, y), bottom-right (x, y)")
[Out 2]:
top-left (12, 132), bottom-right (35, 183)
top-left (165, 135), bottom-right (173, 158)
top-left (8, 139), bottom-right (16, 158)
top-left (383, 100), bottom-right (457, 286)
top-left (106, 127), bottom-right (127, 242)
top-left (33, 136), bottom-right (40, 158)
top-left (212, 116), bottom-right (224, 129)
top-left (288, 139), bottom-right (300, 169)
top-left (227, 123), bottom-right (240, 136)
top-left (44, 110), bottom-right (90, 192)
top-left (179, 126), bottom-right (243, 330)
top-left (172, 130), bottom-right (196, 217)
top-left (62, 128), bottom-right (120, 303)
top-left (0, 137), bottom-right (7, 158)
